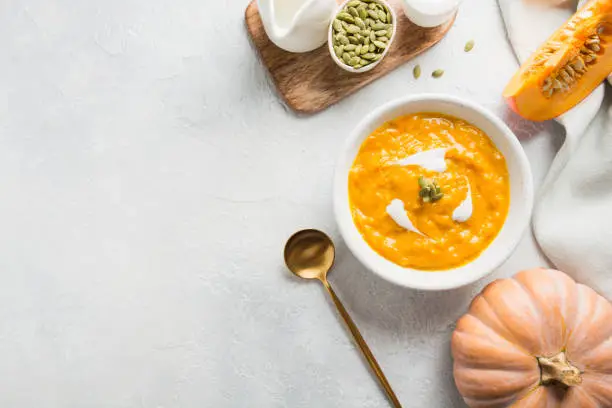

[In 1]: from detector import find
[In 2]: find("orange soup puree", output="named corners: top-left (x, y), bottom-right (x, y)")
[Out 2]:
top-left (348, 113), bottom-right (510, 270)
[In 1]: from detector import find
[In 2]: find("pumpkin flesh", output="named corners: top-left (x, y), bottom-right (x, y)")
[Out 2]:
top-left (503, 0), bottom-right (612, 121)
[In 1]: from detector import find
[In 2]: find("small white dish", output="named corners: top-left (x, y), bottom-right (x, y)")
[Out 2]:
top-left (401, 0), bottom-right (461, 28)
top-left (328, 0), bottom-right (397, 74)
top-left (333, 94), bottom-right (534, 291)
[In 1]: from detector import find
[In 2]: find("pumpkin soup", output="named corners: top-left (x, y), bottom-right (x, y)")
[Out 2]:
top-left (348, 113), bottom-right (510, 270)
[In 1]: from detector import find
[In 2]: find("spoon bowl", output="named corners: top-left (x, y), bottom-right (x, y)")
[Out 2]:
top-left (284, 229), bottom-right (335, 280)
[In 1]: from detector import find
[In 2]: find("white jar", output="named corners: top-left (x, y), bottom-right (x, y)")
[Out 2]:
top-left (401, 0), bottom-right (461, 28)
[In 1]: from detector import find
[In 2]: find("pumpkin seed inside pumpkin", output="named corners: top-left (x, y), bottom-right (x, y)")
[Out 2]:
top-left (540, 33), bottom-right (601, 98)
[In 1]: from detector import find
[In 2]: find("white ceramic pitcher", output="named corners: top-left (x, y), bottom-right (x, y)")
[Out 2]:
top-left (257, 0), bottom-right (336, 53)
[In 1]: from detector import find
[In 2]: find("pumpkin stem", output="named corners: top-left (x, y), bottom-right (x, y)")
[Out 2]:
top-left (537, 351), bottom-right (582, 387)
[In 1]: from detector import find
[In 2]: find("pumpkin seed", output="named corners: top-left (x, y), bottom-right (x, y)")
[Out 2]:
top-left (432, 69), bottom-right (444, 78)
top-left (377, 10), bottom-right (387, 22)
top-left (379, 36), bottom-right (388, 43)
top-left (341, 21), bottom-right (350, 30)
top-left (348, 6), bottom-right (359, 17)
top-left (373, 40), bottom-right (386, 49)
top-left (375, 29), bottom-right (387, 36)
top-left (337, 12), bottom-right (355, 23)
top-left (368, 3), bottom-right (377, 10)
top-left (349, 51), bottom-right (356, 57)
top-left (349, 56), bottom-right (361, 66)
top-left (334, 45), bottom-right (344, 58)
top-left (544, 88), bottom-right (554, 98)
top-left (337, 34), bottom-right (349, 45)
top-left (333, 19), bottom-right (344, 33)
top-left (589, 43), bottom-right (601, 52)
top-left (358, 7), bottom-right (368, 19)
top-left (370, 31), bottom-right (377, 42)
top-left (344, 44), bottom-right (357, 51)
top-left (386, 11), bottom-right (391, 23)
top-left (372, 22), bottom-right (386, 30)
top-left (362, 53), bottom-right (376, 60)
top-left (346, 24), bottom-right (361, 34)
top-left (342, 53), bottom-right (351, 63)
top-left (560, 69), bottom-right (572, 83)
top-left (369, 43), bottom-right (376, 52)
top-left (363, 36), bottom-right (370, 45)
top-left (365, 18), bottom-right (375, 27)
top-left (413, 64), bottom-right (421, 79)
top-left (355, 44), bottom-right (362, 54)
top-left (355, 17), bottom-right (366, 29)
top-left (572, 56), bottom-right (586, 72)
top-left (368, 9), bottom-right (379, 19)
top-left (360, 45), bottom-right (369, 55)
top-left (464, 39), bottom-right (475, 52)
top-left (347, 0), bottom-right (362, 7)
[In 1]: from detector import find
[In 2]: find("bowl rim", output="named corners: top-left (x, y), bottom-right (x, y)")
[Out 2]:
top-left (328, 0), bottom-right (398, 74)
top-left (333, 93), bottom-right (534, 291)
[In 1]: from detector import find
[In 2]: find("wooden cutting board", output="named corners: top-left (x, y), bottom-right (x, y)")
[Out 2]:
top-left (245, 0), bottom-right (455, 114)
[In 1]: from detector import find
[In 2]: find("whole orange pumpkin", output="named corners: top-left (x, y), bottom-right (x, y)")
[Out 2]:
top-left (452, 268), bottom-right (612, 407)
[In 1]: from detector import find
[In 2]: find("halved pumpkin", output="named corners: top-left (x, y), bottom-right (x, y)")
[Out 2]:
top-left (503, 0), bottom-right (612, 121)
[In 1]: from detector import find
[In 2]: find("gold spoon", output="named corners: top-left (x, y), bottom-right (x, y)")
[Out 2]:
top-left (284, 229), bottom-right (402, 408)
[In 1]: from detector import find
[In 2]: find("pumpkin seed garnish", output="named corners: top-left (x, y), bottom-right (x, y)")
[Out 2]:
top-left (413, 64), bottom-right (421, 79)
top-left (540, 33), bottom-right (602, 98)
top-left (331, 0), bottom-right (393, 69)
top-left (418, 177), bottom-right (443, 203)
top-left (432, 69), bottom-right (444, 78)
top-left (464, 39), bottom-right (475, 52)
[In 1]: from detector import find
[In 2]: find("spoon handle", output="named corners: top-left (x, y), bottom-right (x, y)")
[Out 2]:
top-left (322, 279), bottom-right (402, 408)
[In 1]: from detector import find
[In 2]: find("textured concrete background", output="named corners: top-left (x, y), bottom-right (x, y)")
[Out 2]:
top-left (0, 0), bottom-right (558, 406)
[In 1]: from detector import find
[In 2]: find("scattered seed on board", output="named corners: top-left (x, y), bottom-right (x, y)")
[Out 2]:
top-left (432, 69), bottom-right (444, 78)
top-left (413, 65), bottom-right (421, 79)
top-left (464, 40), bottom-right (475, 52)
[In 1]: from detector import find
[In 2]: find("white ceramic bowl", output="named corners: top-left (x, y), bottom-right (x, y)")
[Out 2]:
top-left (333, 94), bottom-right (534, 291)
top-left (328, 0), bottom-right (397, 74)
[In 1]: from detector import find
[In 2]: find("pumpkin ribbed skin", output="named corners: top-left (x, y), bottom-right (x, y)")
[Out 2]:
top-left (452, 268), bottom-right (612, 407)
